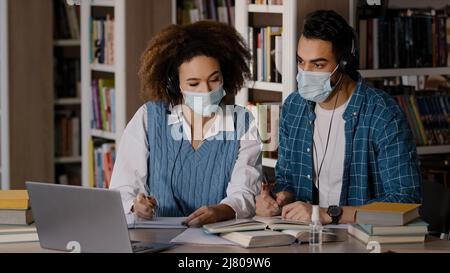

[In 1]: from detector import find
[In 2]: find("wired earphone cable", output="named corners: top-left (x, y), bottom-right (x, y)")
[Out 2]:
top-left (312, 72), bottom-right (344, 205)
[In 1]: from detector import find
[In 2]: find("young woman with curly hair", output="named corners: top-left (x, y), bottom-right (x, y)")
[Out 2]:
top-left (109, 21), bottom-right (262, 227)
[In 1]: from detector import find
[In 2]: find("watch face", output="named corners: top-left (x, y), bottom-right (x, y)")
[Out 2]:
top-left (328, 206), bottom-right (342, 217)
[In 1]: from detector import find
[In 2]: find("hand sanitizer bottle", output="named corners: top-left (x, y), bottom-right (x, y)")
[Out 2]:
top-left (309, 205), bottom-right (323, 246)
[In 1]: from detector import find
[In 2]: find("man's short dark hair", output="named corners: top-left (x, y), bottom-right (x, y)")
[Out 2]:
top-left (302, 10), bottom-right (359, 79)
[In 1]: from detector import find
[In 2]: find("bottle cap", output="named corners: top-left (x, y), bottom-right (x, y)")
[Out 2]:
top-left (312, 205), bottom-right (320, 223)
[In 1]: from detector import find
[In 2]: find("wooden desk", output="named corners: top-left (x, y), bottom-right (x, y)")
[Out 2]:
top-left (0, 229), bottom-right (449, 253)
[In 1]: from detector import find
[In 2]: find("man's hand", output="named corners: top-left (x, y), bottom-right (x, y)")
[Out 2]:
top-left (282, 201), bottom-right (332, 224)
top-left (275, 191), bottom-right (294, 207)
top-left (255, 183), bottom-right (280, 217)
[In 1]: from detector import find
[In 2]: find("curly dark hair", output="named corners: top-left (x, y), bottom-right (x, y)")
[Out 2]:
top-left (138, 21), bottom-right (251, 104)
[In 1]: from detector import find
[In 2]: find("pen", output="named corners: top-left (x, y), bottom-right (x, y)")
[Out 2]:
top-left (143, 183), bottom-right (157, 217)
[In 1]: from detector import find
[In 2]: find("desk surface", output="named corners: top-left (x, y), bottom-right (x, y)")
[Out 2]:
top-left (0, 229), bottom-right (449, 253)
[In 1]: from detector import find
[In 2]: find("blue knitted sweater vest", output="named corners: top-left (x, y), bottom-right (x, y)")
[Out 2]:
top-left (146, 101), bottom-right (250, 216)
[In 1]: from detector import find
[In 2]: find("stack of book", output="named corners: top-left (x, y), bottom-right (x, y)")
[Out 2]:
top-left (0, 192), bottom-right (37, 244)
top-left (348, 202), bottom-right (428, 244)
top-left (0, 190), bottom-right (33, 226)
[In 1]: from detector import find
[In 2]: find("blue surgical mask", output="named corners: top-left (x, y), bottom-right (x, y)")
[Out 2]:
top-left (296, 65), bottom-right (339, 103)
top-left (181, 84), bottom-right (225, 116)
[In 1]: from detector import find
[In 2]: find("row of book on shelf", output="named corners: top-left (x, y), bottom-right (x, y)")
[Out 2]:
top-left (387, 87), bottom-right (450, 147)
top-left (357, 4), bottom-right (450, 69)
top-left (248, 27), bottom-right (283, 83)
top-left (56, 167), bottom-right (81, 187)
top-left (90, 15), bottom-right (115, 65)
top-left (249, 0), bottom-right (283, 5)
top-left (198, 202), bottom-right (427, 248)
top-left (54, 54), bottom-right (80, 99)
top-left (371, 75), bottom-right (450, 147)
top-left (53, 0), bottom-right (80, 40)
top-left (91, 78), bottom-right (116, 133)
top-left (177, 0), bottom-right (235, 26)
top-left (55, 111), bottom-right (81, 158)
top-left (89, 140), bottom-right (115, 189)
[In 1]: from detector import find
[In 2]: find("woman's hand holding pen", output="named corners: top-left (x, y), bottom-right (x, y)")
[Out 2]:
top-left (132, 193), bottom-right (157, 220)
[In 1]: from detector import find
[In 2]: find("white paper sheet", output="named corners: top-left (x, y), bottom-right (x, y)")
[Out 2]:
top-left (126, 214), bottom-right (187, 229)
top-left (170, 228), bottom-right (237, 245)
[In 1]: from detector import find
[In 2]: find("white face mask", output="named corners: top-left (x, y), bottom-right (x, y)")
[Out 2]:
top-left (296, 65), bottom-right (339, 103)
top-left (181, 84), bottom-right (225, 117)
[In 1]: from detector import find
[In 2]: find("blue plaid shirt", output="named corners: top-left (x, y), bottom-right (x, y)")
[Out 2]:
top-left (275, 76), bottom-right (422, 205)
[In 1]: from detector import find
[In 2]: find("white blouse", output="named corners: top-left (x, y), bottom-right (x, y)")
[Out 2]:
top-left (109, 104), bottom-right (262, 219)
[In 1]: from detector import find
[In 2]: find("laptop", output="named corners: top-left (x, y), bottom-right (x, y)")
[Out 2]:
top-left (26, 182), bottom-right (174, 253)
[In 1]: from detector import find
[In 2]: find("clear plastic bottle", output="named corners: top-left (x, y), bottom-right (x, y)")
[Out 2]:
top-left (309, 205), bottom-right (323, 246)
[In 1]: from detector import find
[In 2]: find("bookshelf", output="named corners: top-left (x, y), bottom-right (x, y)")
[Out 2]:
top-left (234, 0), bottom-right (297, 168)
top-left (173, 0), bottom-right (236, 25)
top-left (80, 0), bottom-right (173, 188)
top-left (53, 0), bottom-right (82, 186)
top-left (349, 0), bottom-right (450, 157)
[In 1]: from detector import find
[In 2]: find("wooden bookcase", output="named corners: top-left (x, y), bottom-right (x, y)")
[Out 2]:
top-left (80, 0), bottom-right (173, 187)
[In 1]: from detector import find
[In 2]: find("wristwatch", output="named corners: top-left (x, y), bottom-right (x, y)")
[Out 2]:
top-left (327, 206), bottom-right (343, 225)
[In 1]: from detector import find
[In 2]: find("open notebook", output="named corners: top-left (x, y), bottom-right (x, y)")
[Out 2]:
top-left (203, 216), bottom-right (309, 234)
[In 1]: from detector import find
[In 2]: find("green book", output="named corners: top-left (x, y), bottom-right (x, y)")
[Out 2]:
top-left (97, 79), bottom-right (114, 131)
top-left (357, 219), bottom-right (428, 236)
